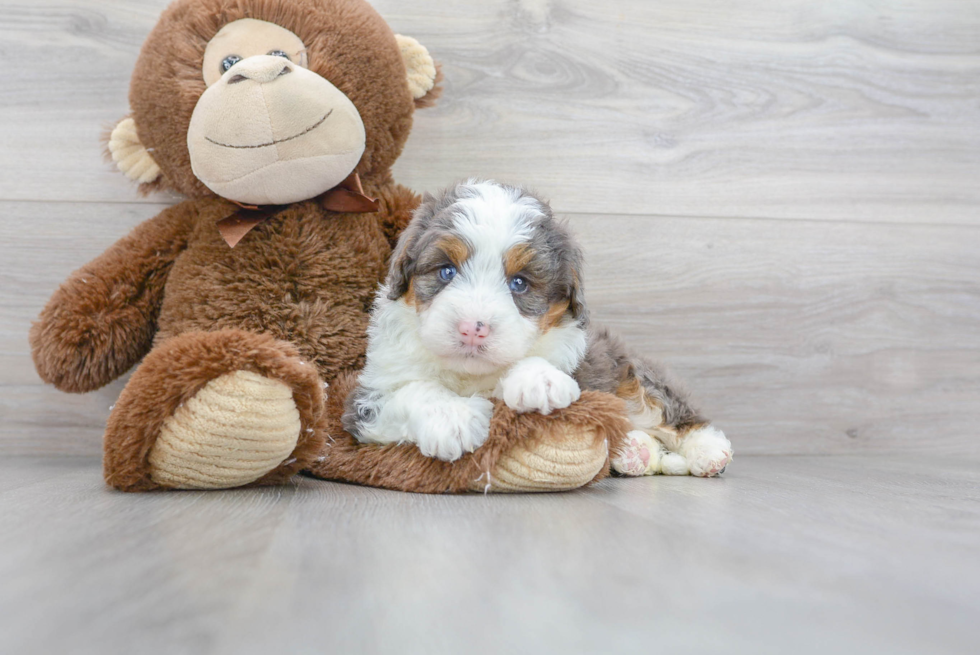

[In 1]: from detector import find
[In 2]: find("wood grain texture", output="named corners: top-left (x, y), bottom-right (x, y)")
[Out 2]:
top-left (4, 202), bottom-right (978, 456)
top-left (0, 0), bottom-right (977, 222)
top-left (0, 455), bottom-right (977, 655)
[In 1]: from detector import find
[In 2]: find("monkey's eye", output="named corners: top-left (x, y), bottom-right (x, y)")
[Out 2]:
top-left (509, 276), bottom-right (528, 294)
top-left (268, 50), bottom-right (291, 61)
top-left (220, 55), bottom-right (242, 73)
top-left (438, 265), bottom-right (457, 283)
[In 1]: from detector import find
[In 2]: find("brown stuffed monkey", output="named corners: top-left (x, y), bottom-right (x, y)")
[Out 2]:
top-left (29, 0), bottom-right (629, 493)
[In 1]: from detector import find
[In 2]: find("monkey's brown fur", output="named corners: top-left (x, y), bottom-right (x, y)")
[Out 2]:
top-left (29, 0), bottom-right (630, 493)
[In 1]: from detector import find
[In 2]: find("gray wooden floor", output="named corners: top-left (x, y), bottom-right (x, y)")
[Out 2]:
top-left (1, 455), bottom-right (978, 655)
top-left (1, 1), bottom-right (979, 653)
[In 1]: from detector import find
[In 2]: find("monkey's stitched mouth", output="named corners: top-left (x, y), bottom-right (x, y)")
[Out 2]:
top-left (205, 109), bottom-right (332, 149)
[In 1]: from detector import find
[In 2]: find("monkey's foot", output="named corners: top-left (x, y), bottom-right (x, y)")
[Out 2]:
top-left (147, 371), bottom-right (301, 489)
top-left (104, 329), bottom-right (325, 492)
top-left (468, 417), bottom-right (609, 493)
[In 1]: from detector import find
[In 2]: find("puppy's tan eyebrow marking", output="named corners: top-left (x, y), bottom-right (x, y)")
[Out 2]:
top-left (435, 235), bottom-right (469, 266)
top-left (504, 243), bottom-right (534, 277)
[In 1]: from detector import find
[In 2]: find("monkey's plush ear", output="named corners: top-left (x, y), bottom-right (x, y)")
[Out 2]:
top-left (395, 35), bottom-right (442, 108)
top-left (107, 117), bottom-right (162, 184)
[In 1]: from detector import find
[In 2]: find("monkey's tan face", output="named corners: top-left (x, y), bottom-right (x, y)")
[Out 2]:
top-left (187, 19), bottom-right (366, 206)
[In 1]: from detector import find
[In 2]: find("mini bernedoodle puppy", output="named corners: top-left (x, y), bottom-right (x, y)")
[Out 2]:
top-left (343, 180), bottom-right (733, 477)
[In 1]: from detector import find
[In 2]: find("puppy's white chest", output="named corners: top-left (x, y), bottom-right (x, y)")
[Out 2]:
top-left (447, 372), bottom-right (502, 398)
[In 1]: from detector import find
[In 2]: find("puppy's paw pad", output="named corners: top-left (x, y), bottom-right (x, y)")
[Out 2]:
top-left (612, 430), bottom-right (661, 476)
top-left (411, 396), bottom-right (493, 462)
top-left (682, 426), bottom-right (733, 477)
top-left (501, 360), bottom-right (581, 415)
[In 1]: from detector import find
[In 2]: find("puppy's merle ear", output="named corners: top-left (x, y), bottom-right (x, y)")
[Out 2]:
top-left (545, 213), bottom-right (589, 323)
top-left (386, 193), bottom-right (436, 300)
top-left (568, 268), bottom-right (588, 322)
top-left (564, 235), bottom-right (589, 323)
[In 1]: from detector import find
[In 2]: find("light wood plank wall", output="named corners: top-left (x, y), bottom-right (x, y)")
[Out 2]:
top-left (1, 0), bottom-right (978, 456)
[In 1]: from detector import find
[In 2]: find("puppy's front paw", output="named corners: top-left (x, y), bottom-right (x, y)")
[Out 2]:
top-left (410, 396), bottom-right (494, 462)
top-left (499, 358), bottom-right (581, 415)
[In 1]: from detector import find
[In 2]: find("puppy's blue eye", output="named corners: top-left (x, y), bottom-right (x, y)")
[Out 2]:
top-left (221, 55), bottom-right (242, 73)
top-left (438, 265), bottom-right (457, 282)
top-left (509, 276), bottom-right (528, 294)
top-left (268, 50), bottom-right (291, 61)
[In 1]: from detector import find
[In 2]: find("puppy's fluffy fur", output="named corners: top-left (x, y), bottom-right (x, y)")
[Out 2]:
top-left (344, 180), bottom-right (733, 477)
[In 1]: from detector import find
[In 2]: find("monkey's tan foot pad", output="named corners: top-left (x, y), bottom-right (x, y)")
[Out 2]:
top-left (147, 371), bottom-right (301, 489)
top-left (468, 421), bottom-right (609, 493)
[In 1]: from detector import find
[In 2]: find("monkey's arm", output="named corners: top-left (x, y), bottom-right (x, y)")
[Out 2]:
top-left (30, 202), bottom-right (199, 393)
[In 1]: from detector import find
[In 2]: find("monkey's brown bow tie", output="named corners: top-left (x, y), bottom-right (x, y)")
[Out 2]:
top-left (215, 172), bottom-right (380, 248)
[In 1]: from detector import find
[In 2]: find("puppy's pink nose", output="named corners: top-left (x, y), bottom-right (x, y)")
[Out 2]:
top-left (458, 320), bottom-right (490, 346)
